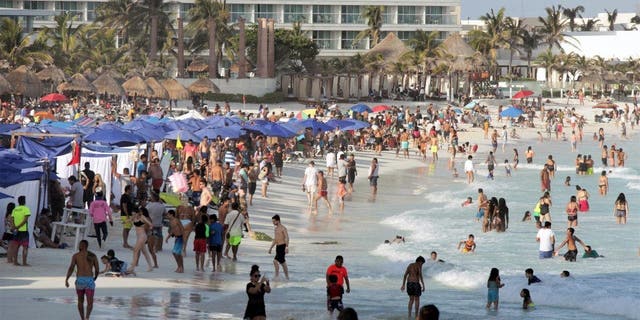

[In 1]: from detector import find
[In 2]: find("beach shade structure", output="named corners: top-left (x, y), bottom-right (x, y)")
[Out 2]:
top-left (36, 65), bottom-right (67, 92)
top-left (195, 125), bottom-right (243, 139)
top-left (165, 129), bottom-right (201, 142)
top-left (350, 103), bottom-right (372, 113)
top-left (593, 102), bottom-right (619, 109)
top-left (295, 118), bottom-right (334, 135)
top-left (57, 73), bottom-right (95, 94)
top-left (6, 65), bottom-right (43, 98)
top-left (122, 76), bottom-right (153, 97)
top-left (122, 120), bottom-right (167, 141)
top-left (145, 77), bottom-right (169, 99)
top-left (500, 107), bottom-right (523, 118)
top-left (0, 74), bottom-right (13, 95)
top-left (372, 105), bottom-right (391, 113)
top-left (82, 68), bottom-right (98, 82)
top-left (40, 93), bottom-right (68, 102)
top-left (463, 100), bottom-right (479, 109)
top-left (244, 121), bottom-right (296, 138)
top-left (205, 115), bottom-right (240, 127)
top-left (161, 78), bottom-right (190, 100)
top-left (341, 119), bottom-right (371, 131)
top-left (0, 191), bottom-right (13, 200)
top-left (512, 89), bottom-right (534, 99)
top-left (452, 108), bottom-right (463, 114)
top-left (325, 119), bottom-right (355, 130)
top-left (188, 78), bottom-right (220, 94)
top-left (84, 127), bottom-right (146, 146)
top-left (92, 72), bottom-right (125, 96)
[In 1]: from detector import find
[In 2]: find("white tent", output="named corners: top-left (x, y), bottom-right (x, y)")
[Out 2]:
top-left (175, 110), bottom-right (205, 120)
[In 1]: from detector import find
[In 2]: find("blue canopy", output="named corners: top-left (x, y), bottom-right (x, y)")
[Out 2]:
top-left (0, 123), bottom-right (20, 134)
top-left (500, 107), bottom-right (523, 118)
top-left (326, 119), bottom-right (371, 131)
top-left (195, 125), bottom-right (243, 139)
top-left (286, 119), bottom-right (334, 135)
top-left (464, 100), bottom-right (479, 109)
top-left (84, 128), bottom-right (146, 146)
top-left (205, 115), bottom-right (243, 127)
top-left (350, 103), bottom-right (372, 113)
top-left (0, 191), bottom-right (13, 199)
top-left (165, 129), bottom-right (202, 142)
top-left (122, 119), bottom-right (167, 141)
top-left (244, 121), bottom-right (296, 138)
top-left (0, 171), bottom-right (44, 188)
top-left (17, 136), bottom-right (73, 159)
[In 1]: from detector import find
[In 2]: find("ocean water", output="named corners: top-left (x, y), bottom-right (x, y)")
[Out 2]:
top-left (40, 131), bottom-right (639, 319)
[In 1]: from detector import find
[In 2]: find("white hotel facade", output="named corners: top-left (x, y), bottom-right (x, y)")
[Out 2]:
top-left (0, 0), bottom-right (462, 56)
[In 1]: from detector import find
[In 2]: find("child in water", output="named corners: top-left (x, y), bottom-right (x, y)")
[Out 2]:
top-left (504, 159), bottom-right (512, 177)
top-left (521, 288), bottom-right (534, 309)
top-left (457, 234), bottom-right (476, 253)
top-left (461, 197), bottom-right (473, 207)
top-left (486, 268), bottom-right (505, 310)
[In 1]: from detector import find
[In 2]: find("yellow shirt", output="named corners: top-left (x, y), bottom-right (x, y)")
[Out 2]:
top-left (12, 205), bottom-right (31, 232)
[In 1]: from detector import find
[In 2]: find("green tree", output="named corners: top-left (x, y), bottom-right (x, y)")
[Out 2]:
top-left (520, 28), bottom-right (542, 78)
top-left (478, 8), bottom-right (508, 78)
top-left (538, 5), bottom-right (571, 51)
top-left (580, 19), bottom-right (600, 31)
top-left (0, 18), bottom-right (52, 67)
top-left (38, 12), bottom-right (86, 72)
top-left (355, 6), bottom-right (384, 48)
top-left (536, 49), bottom-right (559, 88)
top-left (244, 22), bottom-right (318, 73)
top-left (504, 18), bottom-right (525, 79)
top-left (188, 0), bottom-right (227, 78)
top-left (74, 27), bottom-right (128, 73)
top-left (562, 5), bottom-right (584, 32)
top-left (605, 9), bottom-right (618, 31)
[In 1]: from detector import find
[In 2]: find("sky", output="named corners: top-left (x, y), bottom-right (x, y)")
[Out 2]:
top-left (460, 0), bottom-right (639, 20)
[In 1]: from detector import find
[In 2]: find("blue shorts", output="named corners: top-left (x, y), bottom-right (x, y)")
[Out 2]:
top-left (172, 236), bottom-right (184, 255)
top-left (75, 276), bottom-right (96, 297)
top-left (539, 250), bottom-right (553, 259)
top-left (476, 208), bottom-right (485, 219)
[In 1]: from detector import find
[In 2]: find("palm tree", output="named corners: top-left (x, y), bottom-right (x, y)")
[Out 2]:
top-left (480, 8), bottom-right (508, 76)
top-left (0, 18), bottom-right (52, 67)
top-left (504, 18), bottom-right (525, 79)
top-left (580, 19), bottom-right (600, 31)
top-left (355, 6), bottom-right (384, 48)
top-left (348, 53), bottom-right (366, 96)
top-left (538, 5), bottom-right (570, 51)
top-left (188, 0), bottom-right (227, 78)
top-left (467, 29), bottom-right (492, 57)
top-left (605, 9), bottom-right (618, 31)
top-left (38, 12), bottom-right (86, 72)
top-left (407, 30), bottom-right (440, 54)
top-left (632, 15), bottom-right (640, 24)
top-left (536, 49), bottom-right (559, 91)
top-left (562, 5), bottom-right (584, 32)
top-left (520, 28), bottom-right (541, 78)
top-left (75, 27), bottom-right (127, 72)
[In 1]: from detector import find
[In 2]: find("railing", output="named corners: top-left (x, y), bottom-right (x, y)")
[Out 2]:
top-left (425, 14), bottom-right (457, 25)
top-left (313, 13), bottom-right (339, 24)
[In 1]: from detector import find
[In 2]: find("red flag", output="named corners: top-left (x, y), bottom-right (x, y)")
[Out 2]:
top-left (67, 141), bottom-right (81, 166)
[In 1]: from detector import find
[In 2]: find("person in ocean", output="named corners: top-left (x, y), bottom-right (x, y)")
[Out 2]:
top-left (486, 267), bottom-right (504, 310)
top-left (521, 288), bottom-right (535, 310)
top-left (457, 234), bottom-right (476, 253)
top-left (384, 235), bottom-right (405, 244)
top-left (582, 245), bottom-right (603, 258)
top-left (525, 268), bottom-right (541, 285)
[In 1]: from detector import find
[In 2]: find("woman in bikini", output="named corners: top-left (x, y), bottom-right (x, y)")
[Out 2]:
top-left (613, 193), bottom-right (629, 225)
top-left (126, 208), bottom-right (154, 273)
top-left (598, 171), bottom-right (609, 196)
top-left (565, 196), bottom-right (579, 228)
top-left (576, 185), bottom-right (590, 212)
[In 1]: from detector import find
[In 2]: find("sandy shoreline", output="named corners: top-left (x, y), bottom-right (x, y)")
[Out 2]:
top-left (0, 97), bottom-right (631, 319)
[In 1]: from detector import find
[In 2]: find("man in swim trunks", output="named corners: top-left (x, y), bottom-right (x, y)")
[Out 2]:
top-left (65, 240), bottom-right (99, 320)
top-left (268, 214), bottom-right (289, 280)
top-left (401, 256), bottom-right (426, 319)
top-left (165, 210), bottom-right (184, 273)
top-left (555, 227), bottom-right (587, 262)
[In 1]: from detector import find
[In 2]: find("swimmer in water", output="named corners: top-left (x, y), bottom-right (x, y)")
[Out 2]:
top-left (521, 288), bottom-right (535, 309)
top-left (457, 234), bottom-right (476, 253)
top-left (461, 197), bottom-right (473, 207)
top-left (384, 235), bottom-right (405, 244)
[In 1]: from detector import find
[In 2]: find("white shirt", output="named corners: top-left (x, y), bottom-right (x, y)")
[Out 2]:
top-left (536, 228), bottom-right (555, 251)
top-left (337, 159), bottom-right (347, 177)
top-left (224, 210), bottom-right (245, 237)
top-left (326, 152), bottom-right (336, 168)
top-left (304, 166), bottom-right (318, 187)
top-left (464, 159), bottom-right (474, 172)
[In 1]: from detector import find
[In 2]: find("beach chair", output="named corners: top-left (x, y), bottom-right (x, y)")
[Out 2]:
top-left (51, 208), bottom-right (91, 251)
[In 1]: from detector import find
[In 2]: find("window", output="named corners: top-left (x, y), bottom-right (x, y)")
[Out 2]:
top-left (0, 0), bottom-right (14, 8)
top-left (87, 2), bottom-right (106, 21)
top-left (397, 31), bottom-right (416, 42)
top-left (313, 30), bottom-right (335, 49)
top-left (55, 1), bottom-right (82, 18)
top-left (179, 3), bottom-right (194, 20)
top-left (230, 4), bottom-right (249, 23)
top-left (341, 31), bottom-right (365, 50)
top-left (397, 6), bottom-right (419, 24)
top-left (313, 5), bottom-right (335, 24)
top-left (23, 1), bottom-right (49, 21)
top-left (255, 4), bottom-right (276, 21)
top-left (284, 5), bottom-right (305, 23)
top-left (425, 6), bottom-right (454, 25)
top-left (341, 6), bottom-right (362, 24)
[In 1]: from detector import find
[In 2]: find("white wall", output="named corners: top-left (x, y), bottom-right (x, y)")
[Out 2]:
top-left (178, 78), bottom-right (278, 97)
top-left (563, 31), bottom-right (640, 60)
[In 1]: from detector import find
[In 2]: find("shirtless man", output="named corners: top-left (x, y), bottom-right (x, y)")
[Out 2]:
top-left (177, 202), bottom-right (195, 256)
top-left (165, 210), bottom-right (184, 273)
top-left (65, 240), bottom-right (100, 320)
top-left (198, 136), bottom-right (210, 164)
top-left (476, 188), bottom-right (488, 223)
top-left (209, 160), bottom-right (224, 195)
top-left (199, 179), bottom-right (213, 211)
top-left (400, 256), bottom-right (426, 319)
top-left (268, 214), bottom-right (289, 280)
top-left (555, 227), bottom-right (587, 262)
top-left (314, 170), bottom-right (332, 214)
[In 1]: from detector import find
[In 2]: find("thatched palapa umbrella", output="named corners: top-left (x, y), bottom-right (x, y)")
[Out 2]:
top-left (6, 65), bottom-right (43, 98)
top-left (161, 78), bottom-right (190, 100)
top-left (145, 77), bottom-right (169, 99)
top-left (187, 59), bottom-right (208, 73)
top-left (188, 78), bottom-right (220, 94)
top-left (57, 73), bottom-right (96, 93)
top-left (83, 69), bottom-right (98, 82)
top-left (92, 72), bottom-right (125, 96)
top-left (37, 65), bottom-right (67, 84)
top-left (0, 74), bottom-right (13, 95)
top-left (122, 76), bottom-right (153, 97)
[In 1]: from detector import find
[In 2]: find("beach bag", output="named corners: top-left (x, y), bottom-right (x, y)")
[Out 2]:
top-left (168, 172), bottom-right (188, 193)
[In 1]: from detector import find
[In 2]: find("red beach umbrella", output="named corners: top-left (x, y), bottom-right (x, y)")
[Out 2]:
top-left (512, 90), bottom-right (534, 99)
top-left (372, 105), bottom-right (391, 112)
top-left (40, 93), bottom-right (68, 102)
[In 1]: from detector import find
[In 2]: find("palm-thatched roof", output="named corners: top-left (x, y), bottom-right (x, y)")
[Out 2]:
top-left (188, 78), bottom-right (220, 94)
top-left (367, 33), bottom-right (411, 64)
top-left (92, 73), bottom-right (125, 96)
top-left (122, 76), bottom-right (153, 97)
top-left (82, 69), bottom-right (98, 82)
top-left (160, 78), bottom-right (190, 100)
top-left (36, 65), bottom-right (67, 84)
top-left (439, 33), bottom-right (476, 58)
top-left (57, 73), bottom-right (96, 93)
top-left (145, 77), bottom-right (169, 99)
top-left (6, 65), bottom-right (43, 97)
top-left (187, 59), bottom-right (208, 72)
top-left (0, 73), bottom-right (13, 95)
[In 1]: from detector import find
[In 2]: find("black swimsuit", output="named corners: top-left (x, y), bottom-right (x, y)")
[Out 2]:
top-left (133, 220), bottom-right (144, 227)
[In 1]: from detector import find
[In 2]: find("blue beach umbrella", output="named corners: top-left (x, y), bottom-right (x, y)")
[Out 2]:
top-left (195, 125), bottom-right (243, 139)
top-left (342, 119), bottom-right (371, 130)
top-left (165, 129), bottom-right (202, 142)
top-left (350, 103), bottom-right (372, 113)
top-left (464, 100), bottom-right (479, 109)
top-left (84, 128), bottom-right (146, 146)
top-left (500, 107), bottom-right (523, 118)
top-left (294, 119), bottom-right (334, 135)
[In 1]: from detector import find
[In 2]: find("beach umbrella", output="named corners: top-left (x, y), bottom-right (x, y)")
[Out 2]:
top-left (328, 103), bottom-right (338, 110)
top-left (36, 65), bottom-right (66, 83)
top-left (122, 120), bottom-right (167, 141)
top-left (243, 121), bottom-right (295, 138)
top-left (463, 100), bottom-right (478, 109)
top-left (92, 72), bottom-right (125, 96)
top-left (500, 107), bottom-right (523, 118)
top-left (84, 128), bottom-right (146, 146)
top-left (6, 65), bottom-right (43, 98)
top-left (372, 105), bottom-right (391, 113)
top-left (593, 102), bottom-right (619, 109)
top-left (512, 89), bottom-right (534, 99)
top-left (350, 103), bottom-right (372, 113)
top-left (145, 77), bottom-right (169, 99)
top-left (40, 93), bottom-right (68, 102)
top-left (325, 119), bottom-right (355, 130)
top-left (122, 76), bottom-right (153, 97)
top-left (295, 118), bottom-right (334, 134)
top-left (452, 108), bottom-right (463, 114)
top-left (161, 78), bottom-right (190, 100)
top-left (57, 73), bottom-right (95, 93)
top-left (195, 125), bottom-right (243, 139)
top-left (342, 119), bottom-right (371, 130)
top-left (164, 129), bottom-right (201, 142)
top-left (0, 74), bottom-right (13, 95)
top-left (188, 78), bottom-right (220, 94)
